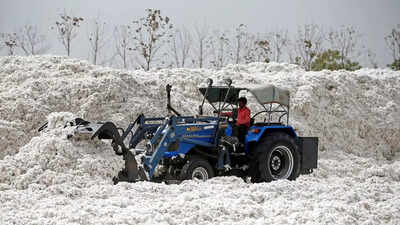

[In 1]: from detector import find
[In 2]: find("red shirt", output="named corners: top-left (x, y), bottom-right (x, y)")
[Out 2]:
top-left (221, 106), bottom-right (251, 127)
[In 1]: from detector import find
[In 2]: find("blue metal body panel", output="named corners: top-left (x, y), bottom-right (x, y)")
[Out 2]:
top-left (222, 124), bottom-right (297, 154)
top-left (225, 125), bottom-right (233, 136)
top-left (162, 122), bottom-right (223, 157)
top-left (175, 122), bottom-right (216, 153)
top-left (246, 125), bottom-right (297, 142)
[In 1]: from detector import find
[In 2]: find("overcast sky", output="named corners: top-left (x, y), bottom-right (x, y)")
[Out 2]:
top-left (1, 0), bottom-right (399, 67)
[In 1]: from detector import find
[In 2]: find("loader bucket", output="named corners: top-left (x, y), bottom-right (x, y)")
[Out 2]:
top-left (91, 122), bottom-right (127, 152)
top-left (112, 150), bottom-right (148, 184)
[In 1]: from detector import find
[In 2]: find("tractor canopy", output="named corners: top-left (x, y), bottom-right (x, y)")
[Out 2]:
top-left (247, 85), bottom-right (290, 106)
top-left (199, 85), bottom-right (290, 106)
top-left (198, 87), bottom-right (246, 104)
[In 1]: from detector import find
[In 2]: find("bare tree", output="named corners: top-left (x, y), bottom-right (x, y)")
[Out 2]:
top-left (209, 29), bottom-right (230, 69)
top-left (16, 25), bottom-right (49, 55)
top-left (240, 32), bottom-right (272, 64)
top-left (249, 38), bottom-right (271, 63)
top-left (385, 24), bottom-right (400, 62)
top-left (113, 25), bottom-right (130, 69)
top-left (0, 33), bottom-right (18, 55)
top-left (242, 33), bottom-right (257, 63)
top-left (294, 24), bottom-right (324, 71)
top-left (128, 9), bottom-right (173, 71)
top-left (170, 26), bottom-right (192, 67)
top-left (192, 22), bottom-right (211, 68)
top-left (231, 24), bottom-right (249, 64)
top-left (88, 19), bottom-right (107, 65)
top-left (52, 10), bottom-right (84, 56)
top-left (328, 25), bottom-right (362, 67)
top-left (268, 29), bottom-right (290, 62)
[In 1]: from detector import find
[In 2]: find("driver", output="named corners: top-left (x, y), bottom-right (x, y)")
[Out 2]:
top-left (220, 97), bottom-right (251, 143)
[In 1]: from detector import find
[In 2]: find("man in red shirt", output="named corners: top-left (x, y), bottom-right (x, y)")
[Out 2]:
top-left (220, 97), bottom-right (251, 127)
top-left (220, 97), bottom-right (251, 143)
top-left (217, 97), bottom-right (251, 170)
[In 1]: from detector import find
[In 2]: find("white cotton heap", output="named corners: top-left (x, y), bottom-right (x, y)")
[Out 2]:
top-left (46, 112), bottom-right (76, 130)
top-left (0, 55), bottom-right (399, 225)
top-left (0, 56), bottom-right (399, 160)
top-left (0, 112), bottom-right (123, 190)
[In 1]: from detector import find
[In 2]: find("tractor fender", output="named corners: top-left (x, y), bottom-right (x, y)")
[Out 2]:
top-left (246, 125), bottom-right (297, 143)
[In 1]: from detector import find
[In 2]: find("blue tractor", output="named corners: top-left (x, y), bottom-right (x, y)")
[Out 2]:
top-left (76, 79), bottom-right (318, 184)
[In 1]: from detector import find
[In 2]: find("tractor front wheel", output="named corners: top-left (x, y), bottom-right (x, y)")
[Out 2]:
top-left (180, 156), bottom-right (214, 181)
top-left (254, 133), bottom-right (300, 182)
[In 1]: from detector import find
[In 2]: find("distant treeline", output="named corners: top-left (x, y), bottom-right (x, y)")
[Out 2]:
top-left (1, 9), bottom-right (399, 71)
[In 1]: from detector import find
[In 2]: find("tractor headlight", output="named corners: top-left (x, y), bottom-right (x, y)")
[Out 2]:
top-left (145, 141), bottom-right (153, 154)
top-left (145, 132), bottom-right (154, 140)
top-left (250, 128), bottom-right (260, 134)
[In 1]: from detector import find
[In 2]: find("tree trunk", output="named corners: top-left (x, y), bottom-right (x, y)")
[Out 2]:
top-left (199, 41), bottom-right (203, 68)
top-left (67, 38), bottom-right (70, 56)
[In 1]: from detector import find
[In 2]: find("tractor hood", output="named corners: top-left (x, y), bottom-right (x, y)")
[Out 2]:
top-left (199, 85), bottom-right (290, 106)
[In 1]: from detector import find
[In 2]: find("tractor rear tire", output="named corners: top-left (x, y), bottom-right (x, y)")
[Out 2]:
top-left (254, 133), bottom-right (300, 182)
top-left (180, 156), bottom-right (214, 181)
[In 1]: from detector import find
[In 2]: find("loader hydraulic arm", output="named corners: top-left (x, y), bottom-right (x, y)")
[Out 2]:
top-left (121, 114), bottom-right (144, 141)
top-left (143, 116), bottom-right (178, 178)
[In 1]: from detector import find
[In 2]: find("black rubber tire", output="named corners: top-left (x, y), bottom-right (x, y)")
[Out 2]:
top-left (253, 132), bottom-right (300, 182)
top-left (180, 156), bottom-right (215, 181)
top-left (247, 150), bottom-right (261, 183)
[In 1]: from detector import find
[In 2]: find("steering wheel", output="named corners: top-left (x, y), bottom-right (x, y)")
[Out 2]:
top-left (227, 116), bottom-right (236, 125)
